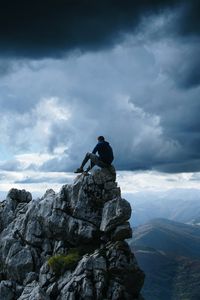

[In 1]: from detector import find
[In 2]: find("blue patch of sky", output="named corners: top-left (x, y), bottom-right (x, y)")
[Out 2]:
top-left (0, 145), bottom-right (13, 161)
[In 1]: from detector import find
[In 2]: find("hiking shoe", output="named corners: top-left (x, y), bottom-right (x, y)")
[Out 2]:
top-left (74, 167), bottom-right (84, 173)
top-left (83, 171), bottom-right (90, 176)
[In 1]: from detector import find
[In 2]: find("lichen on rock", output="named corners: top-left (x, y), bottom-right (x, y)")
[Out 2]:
top-left (0, 167), bottom-right (145, 299)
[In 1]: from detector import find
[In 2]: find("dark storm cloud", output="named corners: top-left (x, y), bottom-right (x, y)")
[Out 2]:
top-left (175, 0), bottom-right (200, 36)
top-left (0, 40), bottom-right (199, 174)
top-left (156, 159), bottom-right (200, 173)
top-left (159, 40), bottom-right (200, 89)
top-left (128, 50), bottom-right (200, 171)
top-left (0, 0), bottom-right (198, 58)
top-left (0, 1), bottom-right (200, 175)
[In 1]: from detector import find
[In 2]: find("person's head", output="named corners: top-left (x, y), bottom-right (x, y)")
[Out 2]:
top-left (97, 136), bottom-right (105, 142)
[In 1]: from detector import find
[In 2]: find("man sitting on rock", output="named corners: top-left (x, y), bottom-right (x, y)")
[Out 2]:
top-left (74, 136), bottom-right (114, 174)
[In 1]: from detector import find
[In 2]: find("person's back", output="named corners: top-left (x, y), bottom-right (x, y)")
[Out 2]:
top-left (92, 140), bottom-right (114, 165)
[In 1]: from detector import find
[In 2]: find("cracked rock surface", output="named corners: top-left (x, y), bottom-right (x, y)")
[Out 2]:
top-left (0, 167), bottom-right (145, 299)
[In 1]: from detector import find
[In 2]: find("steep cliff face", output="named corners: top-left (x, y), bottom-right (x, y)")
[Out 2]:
top-left (0, 168), bottom-right (144, 300)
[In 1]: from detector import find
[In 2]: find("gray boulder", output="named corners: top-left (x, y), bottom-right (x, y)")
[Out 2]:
top-left (5, 243), bottom-right (34, 282)
top-left (7, 188), bottom-right (32, 204)
top-left (18, 281), bottom-right (49, 300)
top-left (0, 280), bottom-right (15, 300)
top-left (58, 167), bottom-right (120, 227)
top-left (100, 197), bottom-right (132, 232)
top-left (0, 188), bottom-right (31, 232)
top-left (111, 222), bottom-right (132, 241)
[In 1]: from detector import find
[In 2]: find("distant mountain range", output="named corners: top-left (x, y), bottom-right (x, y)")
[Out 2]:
top-left (124, 189), bottom-right (200, 226)
top-left (129, 218), bottom-right (200, 300)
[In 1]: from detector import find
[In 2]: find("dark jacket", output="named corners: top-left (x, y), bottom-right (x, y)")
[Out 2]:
top-left (92, 141), bottom-right (114, 164)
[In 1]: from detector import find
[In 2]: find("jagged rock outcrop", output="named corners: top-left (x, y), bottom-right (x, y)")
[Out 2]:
top-left (0, 168), bottom-right (145, 299)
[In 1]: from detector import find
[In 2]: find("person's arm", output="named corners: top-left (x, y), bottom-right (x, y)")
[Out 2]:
top-left (92, 143), bottom-right (99, 154)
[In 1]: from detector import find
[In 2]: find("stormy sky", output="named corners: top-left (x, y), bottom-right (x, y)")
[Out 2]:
top-left (0, 0), bottom-right (200, 192)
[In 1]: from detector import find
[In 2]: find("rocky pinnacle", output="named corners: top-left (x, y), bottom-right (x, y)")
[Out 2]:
top-left (0, 167), bottom-right (145, 299)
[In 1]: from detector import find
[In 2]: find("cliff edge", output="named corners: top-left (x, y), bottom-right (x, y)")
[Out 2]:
top-left (0, 168), bottom-right (144, 300)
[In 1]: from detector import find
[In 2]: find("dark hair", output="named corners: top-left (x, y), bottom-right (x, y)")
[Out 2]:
top-left (97, 136), bottom-right (105, 141)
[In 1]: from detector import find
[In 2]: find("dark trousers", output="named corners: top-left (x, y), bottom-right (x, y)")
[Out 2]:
top-left (81, 152), bottom-right (108, 170)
